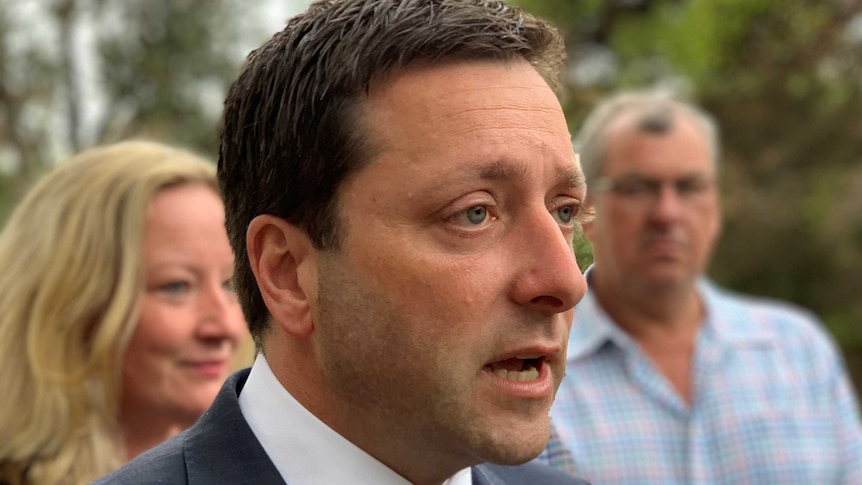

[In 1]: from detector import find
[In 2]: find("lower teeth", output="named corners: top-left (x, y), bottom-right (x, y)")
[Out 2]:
top-left (494, 366), bottom-right (539, 381)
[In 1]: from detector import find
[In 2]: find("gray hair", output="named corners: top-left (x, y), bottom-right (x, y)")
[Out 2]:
top-left (574, 91), bottom-right (720, 192)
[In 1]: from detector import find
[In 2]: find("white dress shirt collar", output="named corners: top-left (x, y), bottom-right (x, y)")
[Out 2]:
top-left (238, 353), bottom-right (472, 485)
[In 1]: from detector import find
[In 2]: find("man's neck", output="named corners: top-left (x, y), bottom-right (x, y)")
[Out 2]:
top-left (591, 273), bottom-right (704, 404)
top-left (592, 273), bottom-right (703, 337)
top-left (264, 338), bottom-right (472, 485)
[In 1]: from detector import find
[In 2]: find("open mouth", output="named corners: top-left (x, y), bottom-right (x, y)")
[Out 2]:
top-left (485, 356), bottom-right (544, 382)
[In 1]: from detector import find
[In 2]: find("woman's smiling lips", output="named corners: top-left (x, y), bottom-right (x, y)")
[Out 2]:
top-left (182, 359), bottom-right (228, 378)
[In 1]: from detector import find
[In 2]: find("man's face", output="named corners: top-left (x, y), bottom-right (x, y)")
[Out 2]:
top-left (313, 60), bottom-right (587, 468)
top-left (585, 113), bottom-right (721, 292)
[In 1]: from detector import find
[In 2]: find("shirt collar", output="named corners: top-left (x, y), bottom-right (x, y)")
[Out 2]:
top-left (239, 353), bottom-right (472, 485)
top-left (566, 267), bottom-right (776, 362)
top-left (697, 278), bottom-right (776, 347)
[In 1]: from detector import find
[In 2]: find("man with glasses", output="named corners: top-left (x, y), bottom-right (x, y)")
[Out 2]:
top-left (540, 91), bottom-right (862, 484)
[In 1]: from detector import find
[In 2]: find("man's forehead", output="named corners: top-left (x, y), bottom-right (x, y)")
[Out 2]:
top-left (360, 62), bottom-right (568, 154)
top-left (366, 59), bottom-right (555, 109)
top-left (454, 159), bottom-right (584, 187)
top-left (604, 113), bottom-right (711, 163)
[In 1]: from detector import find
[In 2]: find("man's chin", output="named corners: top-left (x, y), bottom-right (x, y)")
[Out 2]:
top-left (482, 442), bottom-right (547, 466)
top-left (641, 263), bottom-right (695, 284)
top-left (473, 420), bottom-right (550, 466)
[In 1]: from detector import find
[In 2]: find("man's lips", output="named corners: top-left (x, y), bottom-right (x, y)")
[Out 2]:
top-left (642, 234), bottom-right (686, 251)
top-left (485, 345), bottom-right (562, 368)
top-left (486, 356), bottom-right (545, 381)
top-left (482, 345), bottom-right (561, 397)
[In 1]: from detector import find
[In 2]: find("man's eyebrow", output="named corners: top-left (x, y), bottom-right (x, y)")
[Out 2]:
top-left (424, 159), bottom-right (585, 197)
top-left (613, 170), bottom-right (711, 180)
top-left (478, 160), bottom-right (586, 192)
top-left (559, 164), bottom-right (586, 191)
top-left (477, 160), bottom-right (530, 181)
top-left (419, 160), bottom-right (527, 199)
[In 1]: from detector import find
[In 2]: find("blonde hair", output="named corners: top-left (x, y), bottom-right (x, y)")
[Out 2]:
top-left (0, 141), bottom-right (221, 485)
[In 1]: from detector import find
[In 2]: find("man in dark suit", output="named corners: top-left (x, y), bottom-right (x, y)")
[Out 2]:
top-left (96, 0), bottom-right (592, 483)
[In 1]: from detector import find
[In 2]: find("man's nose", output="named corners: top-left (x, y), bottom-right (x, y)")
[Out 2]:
top-left (649, 183), bottom-right (686, 222)
top-left (509, 209), bottom-right (587, 314)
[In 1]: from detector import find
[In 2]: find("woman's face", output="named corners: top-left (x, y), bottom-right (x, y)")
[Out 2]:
top-left (122, 183), bottom-right (247, 426)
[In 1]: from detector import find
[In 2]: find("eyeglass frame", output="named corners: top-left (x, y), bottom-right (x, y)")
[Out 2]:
top-left (591, 173), bottom-right (717, 208)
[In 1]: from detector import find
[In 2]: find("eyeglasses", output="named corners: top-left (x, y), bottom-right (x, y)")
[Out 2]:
top-left (592, 174), bottom-right (716, 207)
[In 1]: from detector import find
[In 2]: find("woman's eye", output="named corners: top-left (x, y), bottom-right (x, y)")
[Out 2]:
top-left (158, 281), bottom-right (190, 295)
top-left (462, 205), bottom-right (488, 225)
top-left (223, 278), bottom-right (235, 292)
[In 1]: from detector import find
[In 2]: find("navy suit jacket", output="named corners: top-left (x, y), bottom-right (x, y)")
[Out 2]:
top-left (93, 370), bottom-right (589, 485)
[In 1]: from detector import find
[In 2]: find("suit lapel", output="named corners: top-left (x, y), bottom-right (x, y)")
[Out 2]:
top-left (183, 370), bottom-right (285, 484)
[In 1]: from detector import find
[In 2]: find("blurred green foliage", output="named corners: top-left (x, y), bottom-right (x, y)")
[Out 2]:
top-left (574, 231), bottom-right (594, 272)
top-left (0, 0), bottom-right (260, 227)
top-left (515, 0), bottom-right (862, 388)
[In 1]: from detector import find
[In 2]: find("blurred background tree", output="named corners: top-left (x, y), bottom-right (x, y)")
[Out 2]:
top-left (514, 0), bottom-right (862, 389)
top-left (0, 0), bottom-right (300, 221)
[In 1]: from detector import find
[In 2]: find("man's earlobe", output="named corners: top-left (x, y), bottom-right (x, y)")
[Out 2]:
top-left (246, 215), bottom-right (317, 338)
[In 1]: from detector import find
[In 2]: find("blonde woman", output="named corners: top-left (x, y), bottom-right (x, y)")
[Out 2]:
top-left (0, 141), bottom-right (249, 485)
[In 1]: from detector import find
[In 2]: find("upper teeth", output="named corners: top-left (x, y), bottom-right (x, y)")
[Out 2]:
top-left (495, 366), bottom-right (539, 382)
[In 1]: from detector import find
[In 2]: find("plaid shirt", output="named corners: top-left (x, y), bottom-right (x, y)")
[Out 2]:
top-left (537, 276), bottom-right (862, 484)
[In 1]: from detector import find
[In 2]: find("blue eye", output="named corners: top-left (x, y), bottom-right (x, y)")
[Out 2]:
top-left (223, 278), bottom-right (235, 293)
top-left (464, 205), bottom-right (488, 225)
top-left (554, 204), bottom-right (577, 224)
top-left (158, 281), bottom-right (191, 295)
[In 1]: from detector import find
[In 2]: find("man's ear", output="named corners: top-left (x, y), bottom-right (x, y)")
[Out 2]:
top-left (246, 215), bottom-right (317, 338)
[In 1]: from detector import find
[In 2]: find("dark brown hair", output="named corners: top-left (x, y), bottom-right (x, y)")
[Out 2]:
top-left (218, 0), bottom-right (566, 344)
